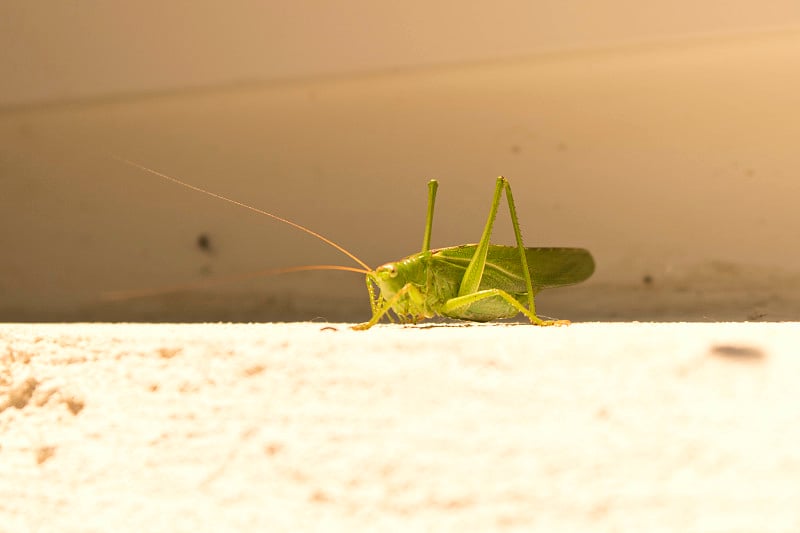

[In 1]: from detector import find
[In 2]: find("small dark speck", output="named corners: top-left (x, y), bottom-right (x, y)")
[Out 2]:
top-left (309, 489), bottom-right (331, 503)
top-left (710, 344), bottom-right (765, 361)
top-left (556, 141), bottom-right (568, 152)
top-left (36, 446), bottom-right (56, 465)
top-left (747, 311), bottom-right (768, 321)
top-left (510, 145), bottom-right (521, 155)
top-left (642, 274), bottom-right (654, 286)
top-left (64, 397), bottom-right (84, 415)
top-left (197, 233), bottom-right (212, 253)
top-left (243, 364), bottom-right (266, 376)
top-left (158, 347), bottom-right (182, 359)
top-left (264, 442), bottom-right (284, 456)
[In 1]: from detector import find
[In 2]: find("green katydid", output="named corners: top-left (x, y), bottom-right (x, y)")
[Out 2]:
top-left (357, 177), bottom-right (593, 329)
top-left (117, 159), bottom-right (594, 329)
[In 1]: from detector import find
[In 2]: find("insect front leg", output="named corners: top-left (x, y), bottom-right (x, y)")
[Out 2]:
top-left (366, 276), bottom-right (379, 316)
top-left (352, 283), bottom-right (425, 330)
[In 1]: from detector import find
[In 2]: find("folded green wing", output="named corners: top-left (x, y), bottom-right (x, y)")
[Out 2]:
top-left (432, 245), bottom-right (594, 292)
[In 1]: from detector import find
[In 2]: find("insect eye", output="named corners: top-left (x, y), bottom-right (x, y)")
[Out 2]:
top-left (378, 263), bottom-right (398, 277)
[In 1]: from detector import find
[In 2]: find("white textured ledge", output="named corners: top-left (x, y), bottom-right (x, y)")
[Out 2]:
top-left (1, 322), bottom-right (797, 532)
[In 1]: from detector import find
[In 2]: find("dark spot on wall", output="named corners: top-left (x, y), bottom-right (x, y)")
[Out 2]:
top-left (746, 311), bottom-right (767, 321)
top-left (197, 233), bottom-right (212, 253)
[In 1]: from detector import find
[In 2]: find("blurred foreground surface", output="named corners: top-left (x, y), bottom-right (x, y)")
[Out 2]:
top-left (1, 322), bottom-right (798, 532)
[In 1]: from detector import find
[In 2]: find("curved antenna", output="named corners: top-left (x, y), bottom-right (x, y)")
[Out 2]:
top-left (114, 157), bottom-right (372, 271)
top-left (103, 264), bottom-right (369, 301)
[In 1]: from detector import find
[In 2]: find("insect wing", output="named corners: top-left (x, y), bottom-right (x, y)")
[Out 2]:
top-left (523, 247), bottom-right (594, 289)
top-left (432, 245), bottom-right (594, 292)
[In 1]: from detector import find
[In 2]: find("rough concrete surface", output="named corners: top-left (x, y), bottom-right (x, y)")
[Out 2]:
top-left (1, 322), bottom-right (798, 532)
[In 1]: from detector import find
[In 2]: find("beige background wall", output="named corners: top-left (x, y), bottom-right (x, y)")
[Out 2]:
top-left (3, 1), bottom-right (800, 106)
top-left (2, 5), bottom-right (800, 322)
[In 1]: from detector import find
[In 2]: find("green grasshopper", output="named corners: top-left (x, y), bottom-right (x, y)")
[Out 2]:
top-left (356, 177), bottom-right (593, 329)
top-left (118, 160), bottom-right (594, 329)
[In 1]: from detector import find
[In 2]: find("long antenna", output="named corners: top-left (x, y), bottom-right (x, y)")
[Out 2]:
top-left (114, 157), bottom-right (372, 271)
top-left (103, 264), bottom-right (369, 301)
